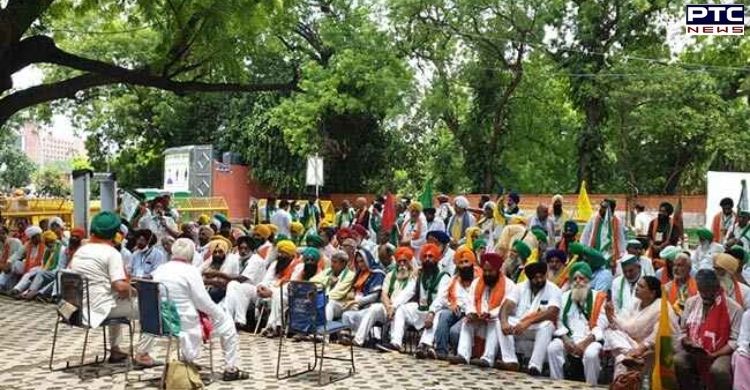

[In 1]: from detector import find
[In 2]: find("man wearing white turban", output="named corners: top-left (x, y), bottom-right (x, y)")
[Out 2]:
top-left (447, 196), bottom-right (476, 245)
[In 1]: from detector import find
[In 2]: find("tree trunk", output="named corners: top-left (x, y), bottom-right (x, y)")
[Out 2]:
top-left (576, 96), bottom-right (605, 190)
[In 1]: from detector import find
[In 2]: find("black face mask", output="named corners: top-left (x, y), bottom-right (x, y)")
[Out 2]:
top-left (303, 262), bottom-right (318, 278)
top-left (211, 255), bottom-right (225, 268)
top-left (458, 266), bottom-right (474, 281)
top-left (276, 256), bottom-right (292, 274)
top-left (483, 274), bottom-right (498, 286)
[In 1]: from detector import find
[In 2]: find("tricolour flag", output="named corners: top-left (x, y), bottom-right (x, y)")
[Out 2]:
top-left (651, 287), bottom-right (677, 390)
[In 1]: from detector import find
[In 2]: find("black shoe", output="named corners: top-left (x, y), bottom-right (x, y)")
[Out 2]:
top-left (436, 352), bottom-right (448, 361)
top-left (447, 355), bottom-right (468, 365)
top-left (376, 342), bottom-right (401, 353)
top-left (470, 358), bottom-right (492, 368)
top-left (415, 347), bottom-right (427, 359)
top-left (528, 366), bottom-right (542, 377)
top-left (222, 369), bottom-right (250, 381)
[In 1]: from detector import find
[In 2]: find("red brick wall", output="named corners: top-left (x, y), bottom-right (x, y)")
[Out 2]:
top-left (211, 162), bottom-right (272, 219)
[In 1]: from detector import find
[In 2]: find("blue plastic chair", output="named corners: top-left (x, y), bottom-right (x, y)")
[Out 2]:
top-left (275, 281), bottom-right (355, 385)
top-left (49, 271), bottom-right (134, 379)
top-left (133, 278), bottom-right (215, 387)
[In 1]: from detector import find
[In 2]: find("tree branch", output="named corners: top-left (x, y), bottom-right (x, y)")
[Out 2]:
top-left (0, 35), bottom-right (300, 127)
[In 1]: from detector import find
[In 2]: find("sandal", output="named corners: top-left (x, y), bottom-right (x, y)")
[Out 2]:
top-left (222, 369), bottom-right (250, 381)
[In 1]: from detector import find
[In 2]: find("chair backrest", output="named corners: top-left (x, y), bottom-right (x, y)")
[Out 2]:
top-left (285, 281), bottom-right (327, 334)
top-left (58, 271), bottom-right (87, 326)
top-left (133, 278), bottom-right (165, 336)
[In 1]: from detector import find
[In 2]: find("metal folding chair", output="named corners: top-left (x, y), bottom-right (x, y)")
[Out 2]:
top-left (275, 281), bottom-right (355, 385)
top-left (49, 271), bottom-right (134, 379)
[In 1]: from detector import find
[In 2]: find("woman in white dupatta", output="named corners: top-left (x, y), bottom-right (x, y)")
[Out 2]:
top-left (603, 275), bottom-right (678, 382)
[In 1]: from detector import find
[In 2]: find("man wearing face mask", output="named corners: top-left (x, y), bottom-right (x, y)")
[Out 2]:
top-left (417, 246), bottom-right (482, 360)
top-left (499, 261), bottom-right (562, 375)
top-left (343, 247), bottom-right (416, 347)
top-left (128, 229), bottom-right (167, 279)
top-left (264, 247), bottom-right (323, 337)
top-left (24, 227), bottom-right (85, 300)
top-left (556, 220), bottom-right (579, 256)
top-left (202, 237), bottom-right (240, 303)
top-left (221, 236), bottom-right (268, 326)
top-left (259, 240), bottom-right (301, 338)
top-left (377, 243), bottom-right (451, 353)
top-left (450, 251), bottom-right (514, 366)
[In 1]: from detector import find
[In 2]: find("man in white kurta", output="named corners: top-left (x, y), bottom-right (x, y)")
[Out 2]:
top-left (258, 240), bottom-right (301, 337)
top-left (377, 243), bottom-right (451, 353)
top-left (400, 202), bottom-right (428, 254)
top-left (343, 249), bottom-right (416, 346)
top-left (611, 254), bottom-right (643, 316)
top-left (220, 236), bottom-right (269, 326)
top-left (426, 230), bottom-right (455, 276)
top-left (417, 246), bottom-right (480, 359)
top-left (476, 201), bottom-right (502, 250)
top-left (69, 211), bottom-right (156, 366)
top-left (547, 262), bottom-right (607, 385)
top-left (692, 227), bottom-right (725, 273)
top-left (726, 210), bottom-right (750, 250)
top-left (450, 252), bottom-right (514, 366)
top-left (499, 261), bottom-right (562, 374)
top-left (152, 238), bottom-right (246, 378)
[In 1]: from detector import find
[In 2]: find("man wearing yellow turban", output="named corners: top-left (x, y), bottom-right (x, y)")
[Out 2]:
top-left (259, 240), bottom-right (302, 338)
top-left (202, 237), bottom-right (241, 303)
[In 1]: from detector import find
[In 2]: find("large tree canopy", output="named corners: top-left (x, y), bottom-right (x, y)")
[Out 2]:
top-left (0, 0), bottom-right (298, 127)
top-left (4, 0), bottom-right (750, 196)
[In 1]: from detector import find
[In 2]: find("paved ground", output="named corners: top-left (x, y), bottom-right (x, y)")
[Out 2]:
top-left (0, 296), bottom-right (596, 389)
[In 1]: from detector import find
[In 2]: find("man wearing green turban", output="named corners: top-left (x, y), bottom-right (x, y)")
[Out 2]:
top-left (506, 240), bottom-right (532, 282)
top-left (569, 242), bottom-right (613, 292)
top-left (472, 238), bottom-right (488, 259)
top-left (548, 261), bottom-right (607, 385)
top-left (691, 227), bottom-right (725, 274)
top-left (71, 211), bottom-right (159, 366)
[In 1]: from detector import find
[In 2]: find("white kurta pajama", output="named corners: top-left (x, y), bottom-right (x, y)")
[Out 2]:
top-left (456, 277), bottom-right (515, 364)
top-left (420, 275), bottom-right (476, 348)
top-left (153, 261), bottom-right (240, 369)
top-left (220, 252), bottom-right (268, 325)
top-left (437, 248), bottom-right (456, 276)
top-left (344, 272), bottom-right (416, 346)
top-left (611, 275), bottom-right (640, 316)
top-left (499, 281), bottom-right (562, 371)
top-left (262, 261), bottom-right (305, 331)
top-left (389, 272), bottom-right (451, 348)
top-left (547, 290), bottom-right (607, 385)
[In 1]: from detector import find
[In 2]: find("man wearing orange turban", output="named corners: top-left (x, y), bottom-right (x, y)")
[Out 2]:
top-left (377, 243), bottom-right (451, 353)
top-left (449, 252), bottom-right (516, 367)
top-left (415, 245), bottom-right (481, 360)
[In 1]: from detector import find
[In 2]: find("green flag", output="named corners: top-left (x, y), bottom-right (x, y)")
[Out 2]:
top-left (419, 179), bottom-right (433, 208)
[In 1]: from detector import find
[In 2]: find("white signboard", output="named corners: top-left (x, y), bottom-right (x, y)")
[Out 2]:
top-left (705, 171), bottom-right (750, 227)
top-left (164, 152), bottom-right (190, 192)
top-left (306, 155), bottom-right (324, 186)
top-left (120, 190), bottom-right (141, 221)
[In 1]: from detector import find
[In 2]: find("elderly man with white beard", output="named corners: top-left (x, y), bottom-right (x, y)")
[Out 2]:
top-left (547, 262), bottom-right (608, 385)
top-left (342, 246), bottom-right (416, 347)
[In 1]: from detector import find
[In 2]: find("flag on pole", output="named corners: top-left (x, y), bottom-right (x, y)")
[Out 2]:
top-left (418, 179), bottom-right (434, 209)
top-left (575, 181), bottom-right (593, 222)
top-left (669, 196), bottom-right (683, 243)
top-left (381, 193), bottom-right (396, 234)
top-left (651, 287), bottom-right (677, 390)
top-left (739, 179), bottom-right (749, 214)
top-left (493, 195), bottom-right (506, 226)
